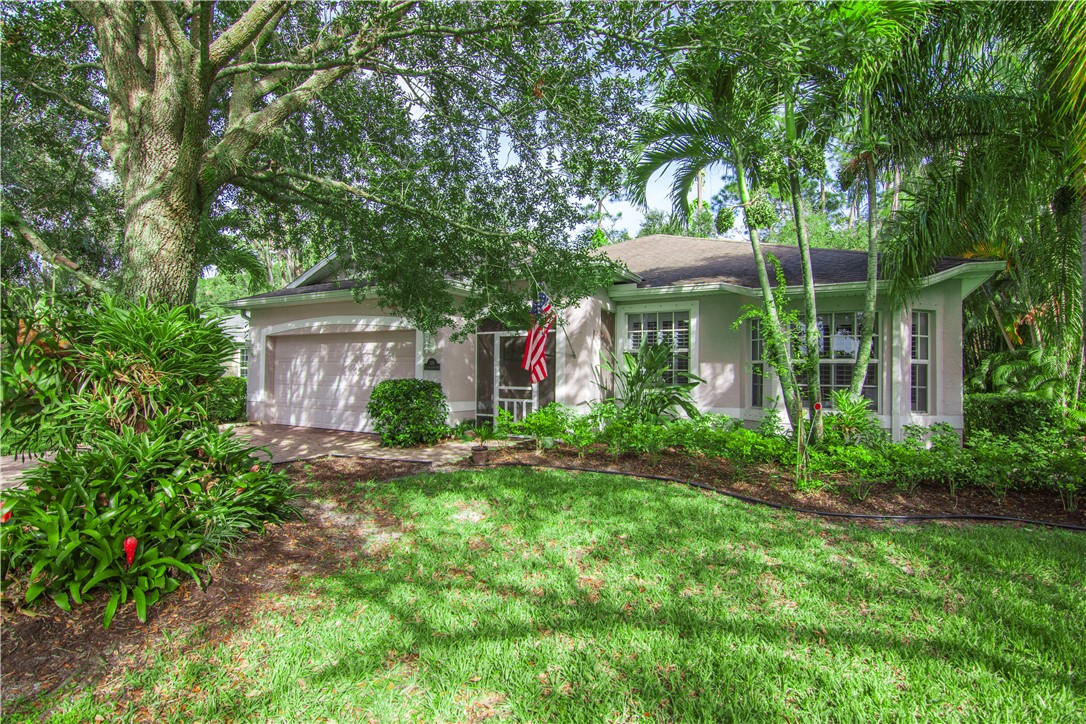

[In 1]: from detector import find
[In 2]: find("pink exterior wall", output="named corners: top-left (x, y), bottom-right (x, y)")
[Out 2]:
top-left (245, 295), bottom-right (476, 428)
top-left (555, 292), bottom-right (611, 411)
top-left (241, 277), bottom-right (970, 437)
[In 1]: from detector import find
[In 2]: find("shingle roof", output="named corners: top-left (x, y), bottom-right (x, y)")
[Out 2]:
top-left (601, 234), bottom-right (989, 289)
top-left (231, 279), bottom-right (362, 302)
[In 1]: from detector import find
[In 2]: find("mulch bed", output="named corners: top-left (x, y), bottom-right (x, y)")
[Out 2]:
top-left (0, 457), bottom-right (428, 716)
top-left (480, 442), bottom-right (1086, 528)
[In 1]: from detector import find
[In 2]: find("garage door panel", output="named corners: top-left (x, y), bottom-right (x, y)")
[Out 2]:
top-left (268, 331), bottom-right (415, 432)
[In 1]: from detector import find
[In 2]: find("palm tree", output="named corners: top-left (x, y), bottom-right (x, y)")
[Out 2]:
top-left (824, 1), bottom-right (932, 397)
top-left (627, 59), bottom-right (807, 431)
top-left (880, 2), bottom-right (1084, 408)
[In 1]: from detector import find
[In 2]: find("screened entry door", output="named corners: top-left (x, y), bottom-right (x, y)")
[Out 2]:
top-left (496, 333), bottom-right (536, 421)
top-left (475, 329), bottom-right (556, 425)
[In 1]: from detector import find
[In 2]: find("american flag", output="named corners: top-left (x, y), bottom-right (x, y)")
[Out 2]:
top-left (521, 291), bottom-right (555, 384)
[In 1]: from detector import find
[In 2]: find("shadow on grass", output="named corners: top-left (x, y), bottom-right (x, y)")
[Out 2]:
top-left (202, 467), bottom-right (1086, 721)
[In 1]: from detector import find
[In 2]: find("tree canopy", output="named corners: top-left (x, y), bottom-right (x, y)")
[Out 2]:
top-left (1, 1), bottom-right (661, 330)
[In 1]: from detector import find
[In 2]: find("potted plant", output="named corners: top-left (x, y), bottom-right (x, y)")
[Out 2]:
top-left (471, 423), bottom-right (496, 465)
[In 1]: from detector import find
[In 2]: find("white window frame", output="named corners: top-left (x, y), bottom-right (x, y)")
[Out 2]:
top-left (795, 311), bottom-right (882, 412)
top-left (910, 310), bottom-right (933, 413)
top-left (750, 319), bottom-right (765, 408)
top-left (238, 342), bottom-right (249, 378)
top-left (616, 301), bottom-right (700, 384)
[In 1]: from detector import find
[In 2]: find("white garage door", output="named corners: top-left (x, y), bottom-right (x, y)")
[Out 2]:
top-left (269, 331), bottom-right (415, 432)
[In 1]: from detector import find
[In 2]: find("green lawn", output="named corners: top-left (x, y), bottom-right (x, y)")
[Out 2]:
top-left (14, 468), bottom-right (1086, 723)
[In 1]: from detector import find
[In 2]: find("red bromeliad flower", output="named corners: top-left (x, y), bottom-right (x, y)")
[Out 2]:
top-left (1, 510), bottom-right (10, 523)
top-left (124, 536), bottom-right (138, 567)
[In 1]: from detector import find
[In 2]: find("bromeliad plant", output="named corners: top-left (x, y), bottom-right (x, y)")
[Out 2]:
top-left (0, 294), bottom-right (296, 627)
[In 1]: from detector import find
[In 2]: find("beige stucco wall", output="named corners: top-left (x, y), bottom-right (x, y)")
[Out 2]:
top-left (241, 276), bottom-right (969, 437)
top-left (611, 281), bottom-right (966, 439)
top-left (555, 292), bottom-right (611, 412)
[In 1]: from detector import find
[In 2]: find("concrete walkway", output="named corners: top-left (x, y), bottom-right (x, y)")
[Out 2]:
top-left (0, 424), bottom-right (501, 489)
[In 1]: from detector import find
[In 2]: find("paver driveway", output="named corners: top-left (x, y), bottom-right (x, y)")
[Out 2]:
top-left (0, 424), bottom-right (493, 489)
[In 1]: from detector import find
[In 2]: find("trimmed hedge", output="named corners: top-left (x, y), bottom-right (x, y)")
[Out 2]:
top-left (964, 393), bottom-right (1063, 439)
top-left (208, 376), bottom-right (247, 423)
top-left (367, 379), bottom-right (450, 447)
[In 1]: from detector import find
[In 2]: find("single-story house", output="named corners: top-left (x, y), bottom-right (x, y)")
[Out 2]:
top-left (223, 234), bottom-right (1002, 440)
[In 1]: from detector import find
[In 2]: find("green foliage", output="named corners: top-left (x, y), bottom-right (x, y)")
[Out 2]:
top-left (774, 209), bottom-right (866, 251)
top-left (0, 417), bottom-right (295, 627)
top-left (1, 294), bottom-right (234, 456)
top-left (964, 393), bottom-right (1065, 439)
top-left (625, 421), bottom-right (671, 465)
top-left (0, 295), bottom-right (295, 627)
top-left (601, 343), bottom-right (704, 423)
top-left (715, 206), bottom-right (735, 234)
top-left (367, 379), bottom-right (450, 447)
top-left (564, 414), bottom-right (601, 458)
top-left (517, 403), bottom-right (574, 450)
top-left (471, 422), bottom-right (497, 446)
top-left (815, 445), bottom-right (890, 501)
top-left (207, 377), bottom-right (247, 423)
top-left (661, 414), bottom-right (740, 454)
top-left (744, 188), bottom-right (778, 229)
top-left (823, 391), bottom-right (884, 447)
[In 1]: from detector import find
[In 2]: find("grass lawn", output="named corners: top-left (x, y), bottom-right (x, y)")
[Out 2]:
top-left (9, 466), bottom-right (1085, 723)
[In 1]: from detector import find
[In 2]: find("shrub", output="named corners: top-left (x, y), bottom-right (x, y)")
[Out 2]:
top-left (564, 414), bottom-right (600, 458)
top-left (626, 421), bottom-right (670, 465)
top-left (817, 445), bottom-right (890, 501)
top-left (964, 393), bottom-right (1064, 439)
top-left (824, 391), bottom-right (884, 447)
top-left (367, 379), bottom-right (450, 447)
top-left (1, 295), bottom-right (234, 453)
top-left (518, 403), bottom-right (574, 449)
top-left (723, 427), bottom-right (788, 467)
top-left (663, 414), bottom-right (738, 455)
top-left (1050, 443), bottom-right (1085, 511)
top-left (0, 295), bottom-right (294, 627)
top-left (1, 416), bottom-right (295, 627)
top-left (208, 376), bottom-right (247, 423)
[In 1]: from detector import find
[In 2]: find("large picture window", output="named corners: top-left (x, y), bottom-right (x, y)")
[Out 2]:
top-left (911, 311), bottom-right (931, 413)
top-left (626, 310), bottom-right (691, 384)
top-left (794, 311), bottom-right (880, 409)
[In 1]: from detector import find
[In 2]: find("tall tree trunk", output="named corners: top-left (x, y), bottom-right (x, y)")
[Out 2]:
top-left (121, 173), bottom-right (203, 304)
top-left (851, 109), bottom-right (879, 398)
top-left (891, 165), bottom-right (901, 213)
top-left (984, 287), bottom-right (1017, 352)
top-left (1076, 201), bottom-right (1085, 407)
top-left (736, 156), bottom-right (803, 431)
top-left (785, 93), bottom-right (822, 441)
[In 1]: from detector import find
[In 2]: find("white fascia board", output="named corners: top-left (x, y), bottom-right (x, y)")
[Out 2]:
top-left (221, 288), bottom-right (357, 310)
top-left (608, 281), bottom-right (760, 300)
top-left (286, 253), bottom-right (339, 289)
top-left (958, 261), bottom-right (1005, 297)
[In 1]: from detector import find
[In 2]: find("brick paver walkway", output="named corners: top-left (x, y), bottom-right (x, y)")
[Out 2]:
top-left (0, 424), bottom-right (505, 489)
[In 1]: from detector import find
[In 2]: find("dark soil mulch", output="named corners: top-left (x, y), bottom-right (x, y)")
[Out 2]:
top-left (0, 457), bottom-right (428, 716)
top-left (480, 442), bottom-right (1086, 528)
